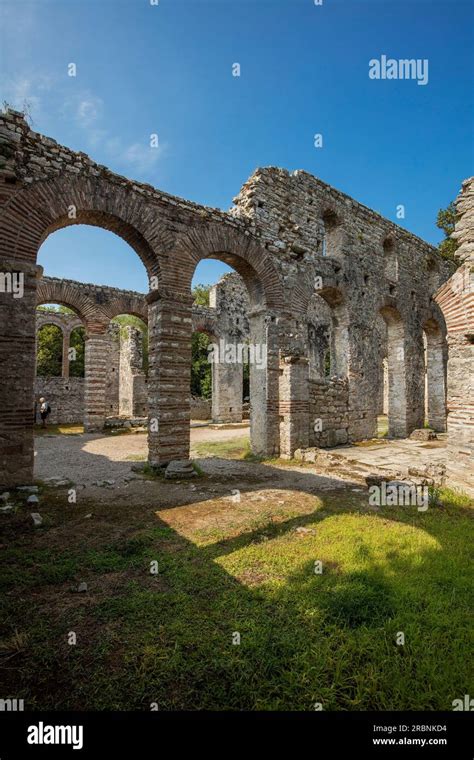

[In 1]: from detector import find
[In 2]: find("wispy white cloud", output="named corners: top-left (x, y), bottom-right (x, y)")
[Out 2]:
top-left (75, 96), bottom-right (103, 128)
top-left (117, 140), bottom-right (165, 173)
top-left (2, 73), bottom-right (54, 122)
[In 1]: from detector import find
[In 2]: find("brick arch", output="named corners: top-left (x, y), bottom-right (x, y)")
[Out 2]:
top-left (0, 175), bottom-right (170, 281)
top-left (36, 312), bottom-right (84, 334)
top-left (167, 223), bottom-right (285, 309)
top-left (103, 297), bottom-right (148, 324)
top-left (36, 278), bottom-right (106, 332)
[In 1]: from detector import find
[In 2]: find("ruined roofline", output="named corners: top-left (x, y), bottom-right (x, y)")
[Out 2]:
top-left (2, 109), bottom-right (444, 262)
top-left (40, 275), bottom-right (147, 299)
top-left (237, 166), bottom-right (442, 257)
top-left (0, 109), bottom-right (247, 228)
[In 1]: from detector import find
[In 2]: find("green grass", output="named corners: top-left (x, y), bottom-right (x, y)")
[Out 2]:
top-left (192, 435), bottom-right (251, 459)
top-left (34, 424), bottom-right (84, 436)
top-left (0, 485), bottom-right (472, 711)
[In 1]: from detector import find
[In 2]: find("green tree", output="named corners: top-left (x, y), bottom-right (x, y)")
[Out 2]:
top-left (112, 315), bottom-right (148, 374)
top-left (36, 324), bottom-right (63, 376)
top-left (190, 284), bottom-right (212, 397)
top-left (193, 283), bottom-right (210, 306)
top-left (436, 202), bottom-right (460, 265)
top-left (191, 331), bottom-right (212, 399)
top-left (69, 326), bottom-right (85, 378)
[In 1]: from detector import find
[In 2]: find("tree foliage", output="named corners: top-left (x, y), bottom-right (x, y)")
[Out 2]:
top-left (436, 202), bottom-right (459, 265)
top-left (37, 324), bottom-right (63, 377)
top-left (69, 327), bottom-right (85, 378)
top-left (112, 315), bottom-right (148, 373)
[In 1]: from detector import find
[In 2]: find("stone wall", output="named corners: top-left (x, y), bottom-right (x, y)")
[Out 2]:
top-left (0, 109), bottom-right (454, 485)
top-left (191, 397), bottom-right (212, 420)
top-left (309, 379), bottom-right (349, 447)
top-left (231, 167), bottom-right (451, 443)
top-left (435, 177), bottom-right (474, 494)
top-left (35, 377), bottom-right (84, 424)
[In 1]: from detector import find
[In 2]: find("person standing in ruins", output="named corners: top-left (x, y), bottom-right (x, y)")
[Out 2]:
top-left (39, 397), bottom-right (51, 429)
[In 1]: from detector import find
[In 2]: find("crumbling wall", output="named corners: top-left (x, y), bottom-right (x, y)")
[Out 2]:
top-left (435, 177), bottom-right (474, 494)
top-left (309, 379), bottom-right (349, 447)
top-left (232, 167), bottom-right (451, 442)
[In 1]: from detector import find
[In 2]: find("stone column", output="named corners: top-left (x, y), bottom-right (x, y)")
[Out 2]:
top-left (279, 355), bottom-right (310, 458)
top-left (278, 313), bottom-right (310, 458)
top-left (0, 260), bottom-right (40, 487)
top-left (248, 309), bottom-right (280, 457)
top-left (425, 333), bottom-right (447, 432)
top-left (147, 288), bottom-right (193, 466)
top-left (404, 328), bottom-right (426, 435)
top-left (84, 331), bottom-right (110, 432)
top-left (62, 330), bottom-right (70, 379)
top-left (211, 336), bottom-right (243, 423)
top-left (119, 325), bottom-right (144, 418)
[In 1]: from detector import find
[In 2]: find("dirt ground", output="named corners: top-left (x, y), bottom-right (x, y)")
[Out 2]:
top-left (31, 425), bottom-right (450, 515)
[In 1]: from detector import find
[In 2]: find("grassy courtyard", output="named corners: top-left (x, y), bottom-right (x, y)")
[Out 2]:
top-left (0, 447), bottom-right (472, 711)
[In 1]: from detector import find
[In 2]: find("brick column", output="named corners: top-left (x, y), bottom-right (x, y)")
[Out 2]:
top-left (62, 330), bottom-right (70, 379)
top-left (84, 331), bottom-right (110, 432)
top-left (147, 288), bottom-right (193, 466)
top-left (248, 309), bottom-right (280, 457)
top-left (211, 336), bottom-right (243, 423)
top-left (277, 315), bottom-right (310, 458)
top-left (0, 260), bottom-right (40, 487)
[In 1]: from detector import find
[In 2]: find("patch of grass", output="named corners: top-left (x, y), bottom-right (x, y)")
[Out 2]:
top-left (125, 453), bottom-right (147, 462)
top-left (0, 478), bottom-right (472, 711)
top-left (34, 424), bottom-right (84, 436)
top-left (192, 435), bottom-right (250, 459)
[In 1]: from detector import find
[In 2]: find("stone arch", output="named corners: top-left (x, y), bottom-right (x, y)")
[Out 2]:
top-left (103, 296), bottom-right (148, 324)
top-left (36, 278), bottom-right (104, 331)
top-left (168, 223), bottom-right (285, 310)
top-left (380, 305), bottom-right (407, 437)
top-left (0, 175), bottom-right (168, 282)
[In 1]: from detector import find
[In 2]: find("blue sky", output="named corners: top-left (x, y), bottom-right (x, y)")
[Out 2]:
top-left (1, 0), bottom-right (473, 293)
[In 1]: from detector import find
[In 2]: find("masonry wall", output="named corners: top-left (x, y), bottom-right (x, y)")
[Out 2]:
top-left (309, 379), bottom-right (349, 447)
top-left (231, 167), bottom-right (451, 442)
top-left (35, 377), bottom-right (84, 424)
top-left (435, 177), bottom-right (474, 494)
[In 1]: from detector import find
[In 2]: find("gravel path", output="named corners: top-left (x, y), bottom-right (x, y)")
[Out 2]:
top-left (34, 426), bottom-right (250, 486)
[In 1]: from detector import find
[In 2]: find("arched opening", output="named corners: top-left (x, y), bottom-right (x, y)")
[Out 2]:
top-left (383, 237), bottom-right (398, 282)
top-left (321, 209), bottom-right (342, 258)
top-left (35, 224), bottom-right (150, 442)
top-left (314, 286), bottom-right (349, 379)
top-left (35, 305), bottom-right (86, 428)
top-left (423, 318), bottom-right (447, 432)
top-left (380, 306), bottom-right (407, 437)
top-left (112, 315), bottom-right (148, 420)
top-left (190, 264), bottom-right (250, 456)
top-left (307, 289), bottom-right (349, 447)
top-left (36, 322), bottom-right (63, 378)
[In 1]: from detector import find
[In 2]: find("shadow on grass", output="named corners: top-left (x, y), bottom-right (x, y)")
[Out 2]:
top-left (0, 443), bottom-right (472, 711)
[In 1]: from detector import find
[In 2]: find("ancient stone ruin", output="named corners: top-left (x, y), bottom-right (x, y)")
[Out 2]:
top-left (0, 108), bottom-right (471, 493)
